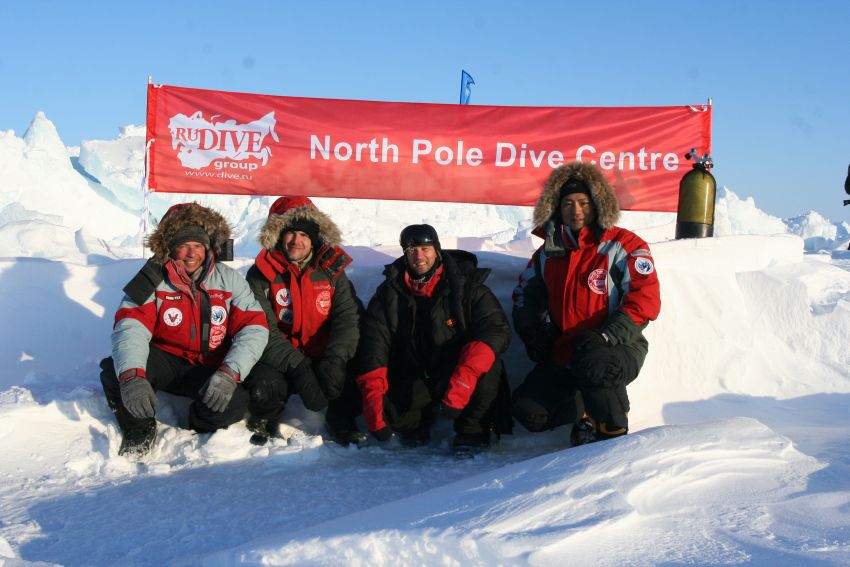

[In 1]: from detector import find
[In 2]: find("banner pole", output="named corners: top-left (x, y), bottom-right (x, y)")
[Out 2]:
top-left (140, 142), bottom-right (153, 258)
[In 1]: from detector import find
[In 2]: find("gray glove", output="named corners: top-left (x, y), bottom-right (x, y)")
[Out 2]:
top-left (200, 370), bottom-right (238, 413)
top-left (119, 376), bottom-right (158, 419)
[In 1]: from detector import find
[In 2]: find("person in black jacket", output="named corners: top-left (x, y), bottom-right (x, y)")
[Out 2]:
top-left (354, 224), bottom-right (512, 456)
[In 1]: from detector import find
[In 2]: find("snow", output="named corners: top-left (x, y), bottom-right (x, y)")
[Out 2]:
top-left (1, 113), bottom-right (849, 566)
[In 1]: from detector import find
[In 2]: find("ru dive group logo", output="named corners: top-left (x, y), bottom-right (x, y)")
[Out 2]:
top-left (168, 111), bottom-right (279, 172)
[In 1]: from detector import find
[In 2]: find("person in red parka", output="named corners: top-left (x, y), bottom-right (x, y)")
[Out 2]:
top-left (243, 196), bottom-right (362, 445)
top-left (512, 161), bottom-right (661, 446)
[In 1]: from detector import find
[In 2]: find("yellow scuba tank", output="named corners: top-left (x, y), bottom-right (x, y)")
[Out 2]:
top-left (675, 148), bottom-right (716, 239)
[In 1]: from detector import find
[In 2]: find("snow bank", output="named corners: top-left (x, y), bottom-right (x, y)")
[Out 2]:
top-left (218, 419), bottom-right (820, 567)
top-left (633, 234), bottom-right (850, 433)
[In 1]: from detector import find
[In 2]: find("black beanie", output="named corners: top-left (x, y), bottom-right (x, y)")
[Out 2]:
top-left (558, 178), bottom-right (591, 203)
top-left (282, 218), bottom-right (321, 248)
top-left (400, 224), bottom-right (441, 251)
top-left (168, 224), bottom-right (211, 251)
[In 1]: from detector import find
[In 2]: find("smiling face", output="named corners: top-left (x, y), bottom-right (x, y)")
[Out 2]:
top-left (405, 244), bottom-right (438, 276)
top-left (169, 241), bottom-right (207, 274)
top-left (560, 192), bottom-right (596, 232)
top-left (282, 230), bottom-right (313, 263)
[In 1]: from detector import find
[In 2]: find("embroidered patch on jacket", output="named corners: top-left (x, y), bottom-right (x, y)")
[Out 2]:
top-left (587, 268), bottom-right (607, 295)
top-left (279, 306), bottom-right (293, 325)
top-left (315, 290), bottom-right (332, 316)
top-left (634, 257), bottom-right (655, 275)
top-left (163, 307), bottom-right (183, 327)
top-left (631, 248), bottom-right (652, 257)
top-left (275, 288), bottom-right (291, 307)
top-left (209, 325), bottom-right (226, 349)
top-left (210, 305), bottom-right (227, 325)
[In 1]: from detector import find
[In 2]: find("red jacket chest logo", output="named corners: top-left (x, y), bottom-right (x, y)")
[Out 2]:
top-left (275, 287), bottom-right (292, 307)
top-left (587, 268), bottom-right (607, 295)
top-left (163, 307), bottom-right (183, 326)
top-left (315, 290), bottom-right (332, 315)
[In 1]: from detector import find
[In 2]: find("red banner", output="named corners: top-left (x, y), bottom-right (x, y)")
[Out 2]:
top-left (146, 84), bottom-right (711, 211)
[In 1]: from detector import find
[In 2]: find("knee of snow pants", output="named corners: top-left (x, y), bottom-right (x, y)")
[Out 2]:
top-left (189, 385), bottom-right (250, 433)
top-left (511, 362), bottom-right (582, 432)
top-left (243, 362), bottom-right (288, 420)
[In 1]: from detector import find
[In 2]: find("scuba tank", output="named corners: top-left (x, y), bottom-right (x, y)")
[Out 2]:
top-left (675, 148), bottom-right (716, 239)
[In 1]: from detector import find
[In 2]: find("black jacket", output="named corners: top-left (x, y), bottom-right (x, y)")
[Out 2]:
top-left (357, 250), bottom-right (510, 388)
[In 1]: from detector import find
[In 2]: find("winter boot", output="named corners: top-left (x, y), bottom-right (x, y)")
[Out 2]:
top-left (452, 431), bottom-right (491, 459)
top-left (399, 426), bottom-right (430, 448)
top-left (596, 421), bottom-right (628, 441)
top-left (247, 415), bottom-right (279, 446)
top-left (324, 418), bottom-right (368, 447)
top-left (399, 409), bottom-right (433, 448)
top-left (118, 419), bottom-right (157, 457)
top-left (570, 414), bottom-right (598, 447)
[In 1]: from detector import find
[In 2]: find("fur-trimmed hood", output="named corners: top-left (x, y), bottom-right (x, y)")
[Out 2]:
top-left (258, 196), bottom-right (343, 250)
top-left (533, 161), bottom-right (620, 230)
top-left (146, 203), bottom-right (232, 264)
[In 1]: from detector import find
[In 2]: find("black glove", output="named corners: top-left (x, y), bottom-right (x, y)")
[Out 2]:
top-left (371, 426), bottom-right (394, 442)
top-left (119, 375), bottom-right (158, 419)
top-left (524, 323), bottom-right (560, 363)
top-left (438, 402), bottom-right (462, 420)
top-left (288, 358), bottom-right (319, 394)
top-left (200, 369), bottom-right (238, 413)
top-left (288, 357), bottom-right (328, 411)
top-left (573, 328), bottom-right (610, 353)
top-left (314, 356), bottom-right (347, 400)
top-left (571, 353), bottom-right (623, 389)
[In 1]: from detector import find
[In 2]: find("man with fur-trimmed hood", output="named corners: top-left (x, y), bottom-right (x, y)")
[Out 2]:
top-left (512, 162), bottom-right (661, 446)
top-left (243, 196), bottom-right (362, 445)
top-left (100, 203), bottom-right (269, 457)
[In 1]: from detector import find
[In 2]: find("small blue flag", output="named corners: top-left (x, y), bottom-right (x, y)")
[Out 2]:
top-left (459, 70), bottom-right (475, 105)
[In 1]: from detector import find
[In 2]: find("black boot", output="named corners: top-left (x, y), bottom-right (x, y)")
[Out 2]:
top-left (247, 415), bottom-right (279, 446)
top-left (324, 382), bottom-right (367, 446)
top-left (399, 408), bottom-right (433, 448)
top-left (569, 415), bottom-right (597, 447)
top-left (119, 419), bottom-right (157, 457)
top-left (452, 431), bottom-right (491, 459)
top-left (324, 418), bottom-right (368, 447)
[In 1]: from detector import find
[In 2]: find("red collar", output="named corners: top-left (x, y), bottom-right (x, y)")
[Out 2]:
top-left (561, 225), bottom-right (602, 249)
top-left (404, 264), bottom-right (443, 297)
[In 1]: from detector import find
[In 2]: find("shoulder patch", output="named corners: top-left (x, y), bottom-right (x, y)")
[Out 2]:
top-left (634, 257), bottom-right (655, 275)
top-left (631, 248), bottom-right (652, 257)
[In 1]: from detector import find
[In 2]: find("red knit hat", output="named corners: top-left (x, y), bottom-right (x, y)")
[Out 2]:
top-left (268, 195), bottom-right (316, 217)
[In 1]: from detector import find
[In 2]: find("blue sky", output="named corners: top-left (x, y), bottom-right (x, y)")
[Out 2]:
top-left (2, 0), bottom-right (848, 220)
